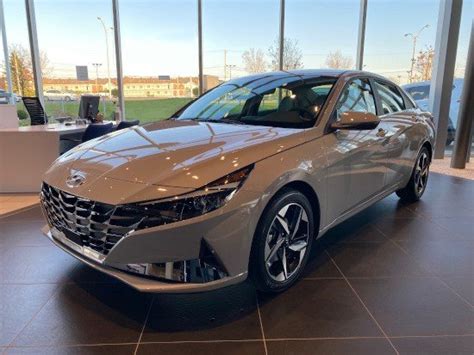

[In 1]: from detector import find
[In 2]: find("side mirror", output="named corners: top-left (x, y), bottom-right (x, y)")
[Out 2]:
top-left (331, 111), bottom-right (380, 130)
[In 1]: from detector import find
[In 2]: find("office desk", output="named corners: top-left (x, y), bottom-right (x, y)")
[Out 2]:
top-left (0, 122), bottom-right (114, 193)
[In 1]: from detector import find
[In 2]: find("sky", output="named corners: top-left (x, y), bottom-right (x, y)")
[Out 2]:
top-left (1, 0), bottom-right (472, 82)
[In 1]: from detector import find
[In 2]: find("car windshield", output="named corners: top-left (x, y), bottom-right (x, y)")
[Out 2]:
top-left (174, 75), bottom-right (336, 128)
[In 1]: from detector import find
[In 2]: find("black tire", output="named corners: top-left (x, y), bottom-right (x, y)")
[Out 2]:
top-left (249, 188), bottom-right (315, 293)
top-left (396, 146), bottom-right (430, 202)
top-left (64, 96), bottom-right (71, 102)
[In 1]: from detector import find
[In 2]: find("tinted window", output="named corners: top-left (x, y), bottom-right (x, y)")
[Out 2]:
top-left (375, 81), bottom-right (406, 114)
top-left (335, 78), bottom-right (376, 120)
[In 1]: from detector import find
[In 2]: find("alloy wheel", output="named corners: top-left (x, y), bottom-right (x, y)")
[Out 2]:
top-left (264, 203), bottom-right (310, 282)
top-left (414, 151), bottom-right (429, 195)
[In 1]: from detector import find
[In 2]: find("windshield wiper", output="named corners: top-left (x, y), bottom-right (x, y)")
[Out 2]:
top-left (197, 118), bottom-right (244, 125)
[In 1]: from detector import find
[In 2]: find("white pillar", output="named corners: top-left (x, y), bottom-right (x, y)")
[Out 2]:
top-left (356, 0), bottom-right (368, 70)
top-left (0, 0), bottom-right (14, 104)
top-left (25, 0), bottom-right (43, 104)
top-left (112, 0), bottom-right (125, 120)
top-left (429, 0), bottom-right (462, 159)
top-left (451, 20), bottom-right (474, 168)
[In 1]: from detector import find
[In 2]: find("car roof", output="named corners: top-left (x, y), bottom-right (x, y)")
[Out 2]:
top-left (223, 69), bottom-right (391, 87)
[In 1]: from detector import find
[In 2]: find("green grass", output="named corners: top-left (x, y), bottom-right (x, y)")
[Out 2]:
top-left (16, 98), bottom-right (193, 126)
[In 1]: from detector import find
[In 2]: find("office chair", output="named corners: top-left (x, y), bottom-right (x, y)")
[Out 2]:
top-left (22, 97), bottom-right (48, 125)
top-left (81, 122), bottom-right (114, 142)
top-left (116, 119), bottom-right (140, 131)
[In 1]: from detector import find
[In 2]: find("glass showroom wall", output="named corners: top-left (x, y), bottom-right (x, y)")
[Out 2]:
top-left (285, 0), bottom-right (359, 71)
top-left (2, 0), bottom-right (35, 126)
top-left (449, 0), bottom-right (473, 157)
top-left (364, 0), bottom-right (439, 85)
top-left (120, 0), bottom-right (198, 124)
top-left (202, 0), bottom-right (279, 83)
top-left (34, 0), bottom-right (117, 121)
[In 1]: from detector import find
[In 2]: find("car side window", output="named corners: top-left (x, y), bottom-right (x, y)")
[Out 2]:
top-left (335, 78), bottom-right (376, 121)
top-left (375, 81), bottom-right (406, 114)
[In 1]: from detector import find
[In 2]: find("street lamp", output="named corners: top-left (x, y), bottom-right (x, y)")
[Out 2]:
top-left (97, 16), bottom-right (113, 99)
top-left (405, 24), bottom-right (430, 83)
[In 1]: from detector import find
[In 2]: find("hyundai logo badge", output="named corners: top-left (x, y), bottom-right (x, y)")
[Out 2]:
top-left (66, 172), bottom-right (86, 188)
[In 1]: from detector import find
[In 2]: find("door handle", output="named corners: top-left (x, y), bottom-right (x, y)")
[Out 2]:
top-left (376, 128), bottom-right (387, 137)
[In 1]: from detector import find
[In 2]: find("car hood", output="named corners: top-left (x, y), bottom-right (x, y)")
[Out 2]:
top-left (43, 120), bottom-right (307, 203)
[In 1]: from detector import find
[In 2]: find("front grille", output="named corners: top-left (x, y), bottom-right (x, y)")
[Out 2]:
top-left (40, 183), bottom-right (144, 255)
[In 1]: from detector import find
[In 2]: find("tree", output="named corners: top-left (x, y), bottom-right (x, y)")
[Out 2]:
top-left (414, 46), bottom-right (434, 81)
top-left (242, 48), bottom-right (267, 74)
top-left (325, 50), bottom-right (353, 69)
top-left (268, 38), bottom-right (303, 71)
top-left (111, 88), bottom-right (119, 98)
top-left (9, 44), bottom-right (34, 96)
top-left (3, 44), bottom-right (52, 96)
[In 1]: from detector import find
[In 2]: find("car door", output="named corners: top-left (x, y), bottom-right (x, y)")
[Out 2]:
top-left (372, 80), bottom-right (413, 188)
top-left (325, 77), bottom-right (386, 223)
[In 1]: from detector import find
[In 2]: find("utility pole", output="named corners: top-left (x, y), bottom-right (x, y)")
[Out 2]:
top-left (97, 16), bottom-right (112, 99)
top-left (223, 49), bottom-right (227, 80)
top-left (405, 24), bottom-right (429, 83)
top-left (228, 64), bottom-right (236, 79)
top-left (92, 63), bottom-right (102, 93)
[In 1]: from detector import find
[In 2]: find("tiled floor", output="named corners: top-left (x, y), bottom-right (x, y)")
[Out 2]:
top-left (0, 195), bottom-right (39, 217)
top-left (0, 173), bottom-right (473, 355)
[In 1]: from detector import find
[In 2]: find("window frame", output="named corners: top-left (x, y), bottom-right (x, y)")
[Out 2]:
top-left (325, 76), bottom-right (378, 133)
top-left (372, 78), bottom-right (410, 116)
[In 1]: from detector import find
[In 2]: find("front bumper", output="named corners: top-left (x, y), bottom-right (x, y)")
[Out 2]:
top-left (40, 183), bottom-right (263, 293)
top-left (43, 226), bottom-right (247, 293)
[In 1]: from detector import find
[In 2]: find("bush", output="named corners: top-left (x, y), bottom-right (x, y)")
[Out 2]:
top-left (192, 87), bottom-right (199, 97)
top-left (111, 88), bottom-right (119, 98)
top-left (17, 109), bottom-right (29, 120)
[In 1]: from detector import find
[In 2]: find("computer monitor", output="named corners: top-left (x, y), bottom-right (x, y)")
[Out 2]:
top-left (78, 95), bottom-right (100, 120)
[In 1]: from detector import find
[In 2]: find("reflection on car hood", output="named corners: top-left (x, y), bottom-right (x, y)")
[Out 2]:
top-left (43, 120), bottom-right (307, 202)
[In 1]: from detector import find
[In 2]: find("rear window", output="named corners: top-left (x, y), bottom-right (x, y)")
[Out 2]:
top-left (375, 81), bottom-right (406, 114)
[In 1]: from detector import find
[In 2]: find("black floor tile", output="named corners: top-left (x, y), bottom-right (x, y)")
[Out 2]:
top-left (0, 284), bottom-right (57, 346)
top-left (302, 243), bottom-right (341, 279)
top-left (0, 221), bottom-right (51, 248)
top-left (4, 344), bottom-right (136, 355)
top-left (396, 239), bottom-right (474, 277)
top-left (373, 217), bottom-right (464, 241)
top-left (408, 199), bottom-right (474, 218)
top-left (328, 240), bottom-right (428, 278)
top-left (323, 223), bottom-right (388, 244)
top-left (258, 279), bottom-right (383, 339)
top-left (266, 338), bottom-right (396, 355)
top-left (350, 278), bottom-right (474, 336)
top-left (0, 246), bottom-right (78, 284)
top-left (141, 281), bottom-right (262, 342)
top-left (440, 276), bottom-right (474, 306)
top-left (67, 264), bottom-right (120, 285)
top-left (391, 335), bottom-right (474, 354)
top-left (0, 207), bottom-right (44, 223)
top-left (137, 341), bottom-right (265, 355)
top-left (13, 283), bottom-right (152, 346)
top-left (431, 217), bottom-right (474, 239)
top-left (359, 197), bottom-right (419, 220)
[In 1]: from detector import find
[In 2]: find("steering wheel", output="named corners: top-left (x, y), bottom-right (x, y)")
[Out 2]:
top-left (292, 107), bottom-right (315, 121)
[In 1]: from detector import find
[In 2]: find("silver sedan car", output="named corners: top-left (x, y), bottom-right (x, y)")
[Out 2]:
top-left (40, 70), bottom-right (435, 293)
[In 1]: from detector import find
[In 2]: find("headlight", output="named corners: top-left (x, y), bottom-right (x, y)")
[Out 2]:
top-left (132, 165), bottom-right (253, 230)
